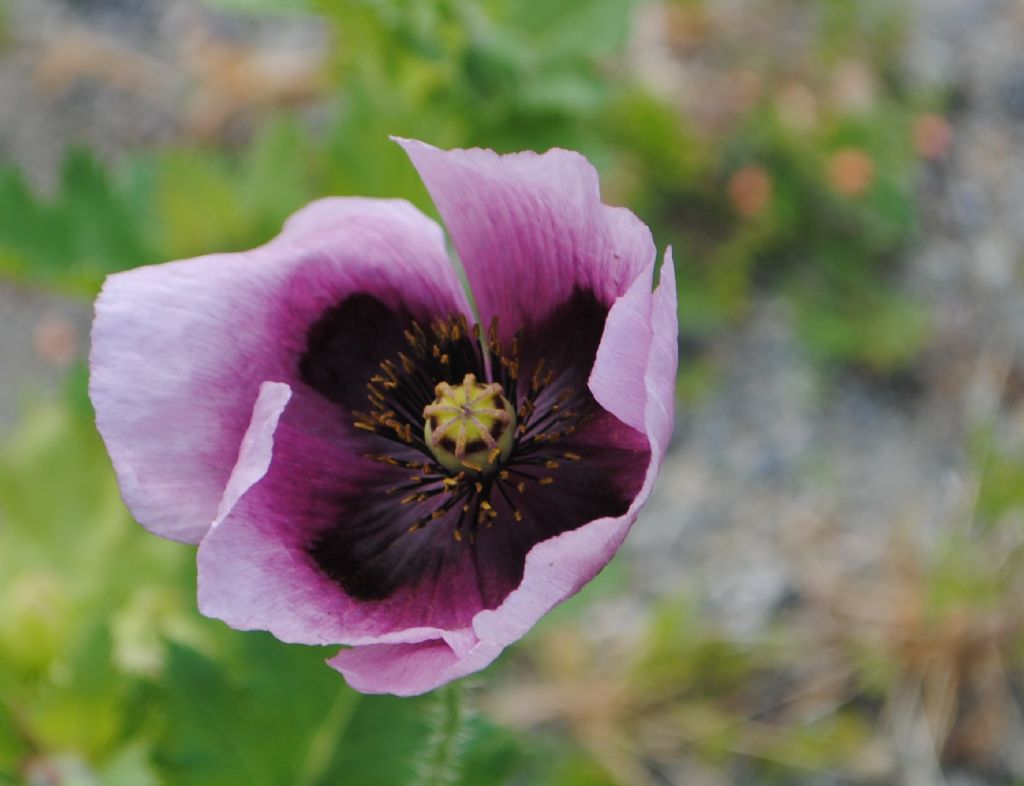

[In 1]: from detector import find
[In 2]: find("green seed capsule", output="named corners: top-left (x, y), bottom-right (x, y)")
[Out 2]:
top-left (423, 373), bottom-right (516, 475)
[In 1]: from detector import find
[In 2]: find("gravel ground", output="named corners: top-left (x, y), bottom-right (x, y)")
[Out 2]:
top-left (629, 0), bottom-right (1024, 630)
top-left (623, 1), bottom-right (1024, 782)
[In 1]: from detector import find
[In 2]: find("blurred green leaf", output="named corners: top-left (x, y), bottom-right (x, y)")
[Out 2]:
top-left (0, 150), bottom-right (157, 294)
top-left (637, 599), bottom-right (756, 696)
top-left (0, 397), bottom-right (189, 771)
top-left (154, 637), bottom-right (359, 786)
top-left (496, 0), bottom-right (635, 58)
top-left (0, 698), bottom-right (24, 782)
top-left (795, 289), bottom-right (931, 371)
top-left (153, 635), bottom-right (526, 786)
top-left (154, 150), bottom-right (251, 260)
top-left (240, 118), bottom-right (317, 236)
top-left (26, 624), bottom-right (124, 757)
top-left (971, 429), bottom-right (1024, 525)
top-left (316, 688), bottom-right (431, 786)
top-left (98, 744), bottom-right (160, 786)
top-left (533, 754), bottom-right (617, 786)
top-left (451, 716), bottom-right (526, 786)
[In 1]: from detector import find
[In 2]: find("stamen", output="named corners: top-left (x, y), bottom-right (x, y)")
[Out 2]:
top-left (348, 307), bottom-right (592, 550)
top-left (362, 453), bottom-right (400, 466)
top-left (531, 359), bottom-right (546, 392)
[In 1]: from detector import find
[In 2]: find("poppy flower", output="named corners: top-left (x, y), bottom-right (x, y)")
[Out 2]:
top-left (89, 139), bottom-right (677, 695)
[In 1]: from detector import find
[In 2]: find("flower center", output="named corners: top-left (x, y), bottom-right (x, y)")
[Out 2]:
top-left (303, 293), bottom-right (631, 607)
top-left (423, 373), bottom-right (516, 475)
top-left (342, 309), bottom-right (590, 543)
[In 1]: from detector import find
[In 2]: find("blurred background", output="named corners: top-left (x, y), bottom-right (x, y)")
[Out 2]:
top-left (1, 0), bottom-right (1023, 784)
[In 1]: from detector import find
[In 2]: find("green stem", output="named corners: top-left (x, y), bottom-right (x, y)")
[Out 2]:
top-left (295, 689), bottom-right (359, 786)
top-left (415, 683), bottom-right (468, 786)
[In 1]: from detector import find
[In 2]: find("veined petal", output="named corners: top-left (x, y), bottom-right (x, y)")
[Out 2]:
top-left (90, 198), bottom-right (468, 543)
top-left (395, 138), bottom-right (656, 337)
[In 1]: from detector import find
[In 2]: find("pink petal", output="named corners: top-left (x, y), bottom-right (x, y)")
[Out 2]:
top-left (328, 640), bottom-right (459, 696)
top-left (395, 138), bottom-right (656, 336)
top-left (90, 198), bottom-right (467, 543)
top-left (213, 381), bottom-right (292, 528)
top-left (326, 635), bottom-right (504, 697)
top-left (588, 262), bottom-right (655, 433)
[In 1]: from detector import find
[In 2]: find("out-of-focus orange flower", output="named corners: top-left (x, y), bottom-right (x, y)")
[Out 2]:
top-left (827, 148), bottom-right (875, 196)
top-left (728, 164), bottom-right (773, 217)
top-left (33, 316), bottom-right (78, 368)
top-left (665, 4), bottom-right (712, 53)
top-left (913, 113), bottom-right (953, 160)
